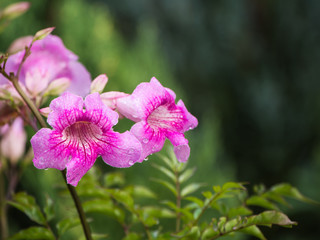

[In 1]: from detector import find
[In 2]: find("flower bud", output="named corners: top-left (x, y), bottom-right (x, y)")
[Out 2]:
top-left (90, 74), bottom-right (108, 93)
top-left (0, 117), bottom-right (26, 164)
top-left (44, 77), bottom-right (71, 96)
top-left (1, 2), bottom-right (30, 20)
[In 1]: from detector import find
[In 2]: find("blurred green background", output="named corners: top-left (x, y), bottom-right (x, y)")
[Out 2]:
top-left (1, 0), bottom-right (320, 239)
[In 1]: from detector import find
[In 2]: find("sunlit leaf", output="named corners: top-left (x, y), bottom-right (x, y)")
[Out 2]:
top-left (7, 192), bottom-right (46, 225)
top-left (179, 167), bottom-right (196, 184)
top-left (8, 227), bottom-right (55, 240)
top-left (152, 178), bottom-right (177, 196)
top-left (132, 185), bottom-right (157, 199)
top-left (222, 182), bottom-right (246, 191)
top-left (110, 189), bottom-right (134, 210)
top-left (152, 163), bottom-right (176, 182)
top-left (181, 183), bottom-right (203, 197)
top-left (185, 196), bottom-right (204, 207)
top-left (56, 217), bottom-right (81, 236)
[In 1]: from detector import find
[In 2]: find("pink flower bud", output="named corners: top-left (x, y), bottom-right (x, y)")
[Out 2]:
top-left (90, 74), bottom-right (108, 93)
top-left (1, 2), bottom-right (30, 20)
top-left (0, 117), bottom-right (26, 164)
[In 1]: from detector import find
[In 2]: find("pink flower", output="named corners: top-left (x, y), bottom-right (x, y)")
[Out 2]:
top-left (0, 117), bottom-right (26, 164)
top-left (117, 77), bottom-right (198, 162)
top-left (31, 92), bottom-right (142, 186)
top-left (0, 34), bottom-right (91, 97)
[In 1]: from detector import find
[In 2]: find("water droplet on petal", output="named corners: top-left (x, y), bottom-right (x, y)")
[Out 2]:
top-left (132, 114), bottom-right (137, 118)
top-left (144, 157), bottom-right (148, 161)
top-left (128, 160), bottom-right (134, 166)
top-left (128, 148), bottom-right (135, 154)
top-left (142, 138), bottom-right (149, 144)
top-left (44, 168), bottom-right (49, 171)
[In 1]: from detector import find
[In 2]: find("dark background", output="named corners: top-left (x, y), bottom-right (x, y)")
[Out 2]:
top-left (1, 0), bottom-right (320, 239)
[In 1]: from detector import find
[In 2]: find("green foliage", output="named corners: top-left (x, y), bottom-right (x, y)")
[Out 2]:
top-left (6, 148), bottom-right (314, 239)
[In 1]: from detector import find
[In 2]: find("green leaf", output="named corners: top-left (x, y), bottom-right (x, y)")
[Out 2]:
top-left (179, 167), bottom-right (196, 184)
top-left (246, 210), bottom-right (297, 228)
top-left (213, 185), bottom-right (222, 193)
top-left (268, 183), bottom-right (318, 204)
top-left (152, 178), bottom-right (177, 196)
top-left (181, 226), bottom-right (200, 240)
top-left (222, 182), bottom-right (246, 191)
top-left (142, 206), bottom-right (175, 218)
top-left (202, 227), bottom-right (219, 239)
top-left (110, 189), bottom-right (134, 210)
top-left (56, 217), bottom-right (81, 236)
top-left (152, 163), bottom-right (176, 182)
top-left (246, 196), bottom-right (279, 210)
top-left (132, 185), bottom-right (157, 199)
top-left (104, 171), bottom-right (125, 187)
top-left (185, 196), bottom-right (204, 207)
top-left (83, 198), bottom-right (125, 223)
top-left (122, 232), bottom-right (141, 240)
top-left (181, 183), bottom-right (203, 197)
top-left (43, 195), bottom-right (54, 221)
top-left (157, 153), bottom-right (175, 171)
top-left (239, 226), bottom-right (266, 240)
top-left (202, 191), bottom-right (213, 199)
top-left (8, 227), bottom-right (55, 240)
top-left (7, 192), bottom-right (46, 225)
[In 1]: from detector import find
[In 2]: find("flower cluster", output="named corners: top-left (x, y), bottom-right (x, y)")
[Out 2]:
top-left (1, 33), bottom-right (198, 186)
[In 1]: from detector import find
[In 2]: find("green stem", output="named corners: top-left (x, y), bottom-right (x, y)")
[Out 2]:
top-left (62, 170), bottom-right (92, 240)
top-left (11, 76), bottom-right (47, 128)
top-left (175, 169), bottom-right (181, 233)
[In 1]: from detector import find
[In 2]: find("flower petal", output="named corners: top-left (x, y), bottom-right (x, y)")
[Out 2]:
top-left (66, 155), bottom-right (96, 186)
top-left (60, 61), bottom-right (91, 97)
top-left (130, 121), bottom-right (166, 161)
top-left (117, 77), bottom-right (173, 122)
top-left (84, 92), bottom-right (118, 130)
top-left (100, 131), bottom-right (142, 167)
top-left (47, 92), bottom-right (84, 131)
top-left (177, 99), bottom-right (198, 132)
top-left (166, 132), bottom-right (190, 162)
top-left (31, 128), bottom-right (68, 170)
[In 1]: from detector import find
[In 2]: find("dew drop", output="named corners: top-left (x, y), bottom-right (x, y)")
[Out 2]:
top-left (142, 138), bottom-right (149, 144)
top-left (128, 160), bottom-right (134, 166)
top-left (128, 148), bottom-right (135, 154)
top-left (132, 114), bottom-right (137, 118)
top-left (44, 168), bottom-right (49, 171)
top-left (144, 157), bottom-right (149, 161)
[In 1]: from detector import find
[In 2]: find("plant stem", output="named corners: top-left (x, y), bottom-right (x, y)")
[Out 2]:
top-left (10, 76), bottom-right (47, 128)
top-left (62, 170), bottom-right (92, 240)
top-left (175, 169), bottom-right (181, 233)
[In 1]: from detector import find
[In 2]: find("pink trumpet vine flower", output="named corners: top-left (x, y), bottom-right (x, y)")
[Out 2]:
top-left (117, 77), bottom-right (198, 162)
top-left (31, 92), bottom-right (142, 186)
top-left (0, 34), bottom-right (91, 97)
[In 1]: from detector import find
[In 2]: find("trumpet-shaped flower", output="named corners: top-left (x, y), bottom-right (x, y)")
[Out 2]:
top-left (31, 92), bottom-right (142, 186)
top-left (0, 34), bottom-right (91, 96)
top-left (117, 77), bottom-right (198, 162)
